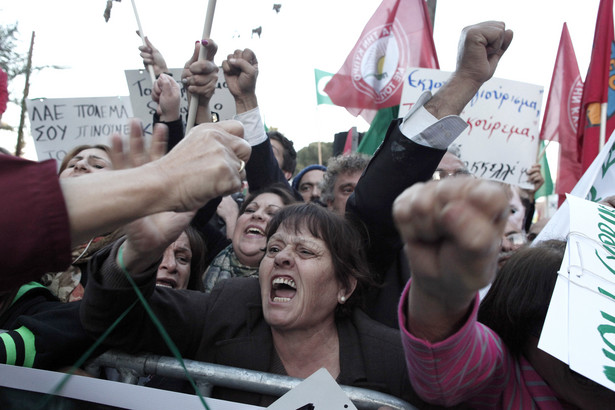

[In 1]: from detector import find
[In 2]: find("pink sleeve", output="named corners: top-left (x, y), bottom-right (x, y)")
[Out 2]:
top-left (0, 156), bottom-right (71, 290)
top-left (398, 279), bottom-right (511, 407)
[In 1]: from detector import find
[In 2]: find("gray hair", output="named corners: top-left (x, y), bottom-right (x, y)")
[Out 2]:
top-left (319, 153), bottom-right (371, 205)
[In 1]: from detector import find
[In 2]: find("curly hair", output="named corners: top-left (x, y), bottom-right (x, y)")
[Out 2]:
top-left (319, 153), bottom-right (371, 205)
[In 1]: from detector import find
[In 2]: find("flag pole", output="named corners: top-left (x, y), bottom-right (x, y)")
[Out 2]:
top-left (537, 139), bottom-right (553, 162)
top-left (130, 0), bottom-right (156, 84)
top-left (185, 0), bottom-right (217, 134)
top-left (600, 102), bottom-right (608, 150)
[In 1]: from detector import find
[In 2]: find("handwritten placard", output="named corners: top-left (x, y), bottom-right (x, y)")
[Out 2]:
top-left (540, 195), bottom-right (615, 392)
top-left (26, 96), bottom-right (133, 167)
top-left (124, 68), bottom-right (236, 136)
top-left (267, 368), bottom-right (357, 409)
top-left (399, 68), bottom-right (543, 189)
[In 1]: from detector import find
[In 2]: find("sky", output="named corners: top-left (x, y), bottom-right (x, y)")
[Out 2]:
top-left (0, 0), bottom-right (608, 162)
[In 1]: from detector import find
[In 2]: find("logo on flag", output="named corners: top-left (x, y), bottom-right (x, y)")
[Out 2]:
top-left (567, 76), bottom-right (584, 132)
top-left (314, 69), bottom-right (334, 105)
top-left (350, 22), bottom-right (409, 105)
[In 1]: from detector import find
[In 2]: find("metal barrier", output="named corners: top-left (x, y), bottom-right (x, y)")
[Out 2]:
top-left (87, 350), bottom-right (417, 410)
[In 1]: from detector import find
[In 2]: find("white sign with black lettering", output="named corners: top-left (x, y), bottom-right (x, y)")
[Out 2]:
top-left (26, 96), bottom-right (133, 167)
top-left (124, 68), bottom-right (235, 136)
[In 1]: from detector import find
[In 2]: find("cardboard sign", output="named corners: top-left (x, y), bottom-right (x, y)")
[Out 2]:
top-left (124, 68), bottom-right (236, 136)
top-left (539, 195), bottom-right (615, 392)
top-left (399, 68), bottom-right (543, 189)
top-left (0, 364), bottom-right (261, 409)
top-left (268, 368), bottom-right (357, 409)
top-left (26, 96), bottom-right (133, 167)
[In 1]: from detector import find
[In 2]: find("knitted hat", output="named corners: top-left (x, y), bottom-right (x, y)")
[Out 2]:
top-left (291, 164), bottom-right (327, 191)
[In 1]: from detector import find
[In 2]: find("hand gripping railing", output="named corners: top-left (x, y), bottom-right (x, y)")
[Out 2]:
top-left (87, 350), bottom-right (417, 410)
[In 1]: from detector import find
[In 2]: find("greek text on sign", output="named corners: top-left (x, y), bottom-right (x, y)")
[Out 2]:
top-left (399, 68), bottom-right (543, 189)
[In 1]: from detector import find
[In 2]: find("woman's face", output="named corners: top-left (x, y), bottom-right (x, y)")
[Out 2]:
top-left (155, 232), bottom-right (192, 290)
top-left (232, 193), bottom-right (285, 267)
top-left (259, 224), bottom-right (354, 332)
top-left (59, 148), bottom-right (112, 178)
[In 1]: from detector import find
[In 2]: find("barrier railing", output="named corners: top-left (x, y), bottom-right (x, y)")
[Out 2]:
top-left (87, 350), bottom-right (417, 410)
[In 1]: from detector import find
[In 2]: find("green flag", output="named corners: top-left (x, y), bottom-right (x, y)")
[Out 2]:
top-left (357, 105), bottom-right (399, 155)
top-left (314, 69), bottom-right (334, 105)
top-left (535, 140), bottom-right (554, 198)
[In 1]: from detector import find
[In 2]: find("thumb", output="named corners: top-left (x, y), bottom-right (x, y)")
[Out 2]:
top-left (185, 41), bottom-right (200, 68)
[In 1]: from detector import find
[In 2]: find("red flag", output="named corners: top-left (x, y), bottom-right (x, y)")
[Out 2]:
top-left (324, 0), bottom-right (438, 120)
top-left (539, 23), bottom-right (584, 206)
top-left (577, 0), bottom-right (615, 171)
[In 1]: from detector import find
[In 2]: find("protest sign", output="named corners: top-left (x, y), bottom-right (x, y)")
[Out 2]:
top-left (268, 368), bottom-right (357, 409)
top-left (539, 195), bottom-right (615, 392)
top-left (124, 68), bottom-right (235, 136)
top-left (399, 68), bottom-right (543, 189)
top-left (26, 96), bottom-right (133, 168)
top-left (0, 364), bottom-right (260, 409)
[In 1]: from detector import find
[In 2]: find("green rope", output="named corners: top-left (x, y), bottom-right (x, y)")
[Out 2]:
top-left (39, 299), bottom-right (138, 409)
top-left (117, 243), bottom-right (211, 410)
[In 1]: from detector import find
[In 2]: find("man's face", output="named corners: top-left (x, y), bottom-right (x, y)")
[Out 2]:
top-left (271, 139), bottom-right (292, 180)
top-left (298, 169), bottom-right (325, 203)
top-left (432, 152), bottom-right (469, 180)
top-left (327, 170), bottom-right (363, 215)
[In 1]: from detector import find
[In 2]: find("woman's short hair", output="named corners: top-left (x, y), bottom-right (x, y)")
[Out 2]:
top-left (478, 239), bottom-right (566, 356)
top-left (184, 225), bottom-right (206, 292)
top-left (58, 144), bottom-right (112, 174)
top-left (239, 183), bottom-right (298, 214)
top-left (265, 203), bottom-right (374, 318)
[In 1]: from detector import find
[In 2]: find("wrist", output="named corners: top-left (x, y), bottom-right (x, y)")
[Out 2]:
top-left (234, 94), bottom-right (258, 114)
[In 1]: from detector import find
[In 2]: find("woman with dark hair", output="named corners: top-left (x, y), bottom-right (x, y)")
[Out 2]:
top-left (155, 225), bottom-right (206, 292)
top-left (395, 177), bottom-right (615, 409)
top-left (58, 144), bottom-right (113, 177)
top-left (80, 203), bottom-right (429, 407)
top-left (202, 183), bottom-right (298, 292)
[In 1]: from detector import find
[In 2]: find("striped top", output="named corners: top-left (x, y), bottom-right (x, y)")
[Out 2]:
top-left (399, 281), bottom-right (562, 409)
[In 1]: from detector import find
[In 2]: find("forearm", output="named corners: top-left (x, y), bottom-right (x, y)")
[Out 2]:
top-left (234, 93), bottom-right (258, 115)
top-left (406, 279), bottom-right (474, 342)
top-left (423, 73), bottom-right (482, 118)
top-left (61, 163), bottom-right (173, 246)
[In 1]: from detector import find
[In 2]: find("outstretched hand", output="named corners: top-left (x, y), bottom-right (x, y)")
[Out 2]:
top-left (394, 178), bottom-right (508, 341)
top-left (109, 119), bottom-right (167, 170)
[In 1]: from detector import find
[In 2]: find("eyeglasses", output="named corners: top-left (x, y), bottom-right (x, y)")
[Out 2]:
top-left (432, 169), bottom-right (472, 181)
top-left (504, 232), bottom-right (527, 247)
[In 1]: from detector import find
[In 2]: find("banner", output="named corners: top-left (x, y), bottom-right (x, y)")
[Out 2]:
top-left (125, 68), bottom-right (235, 135)
top-left (577, 0), bottom-right (615, 171)
top-left (399, 68), bottom-right (543, 188)
top-left (26, 96), bottom-right (133, 168)
top-left (324, 0), bottom-right (438, 119)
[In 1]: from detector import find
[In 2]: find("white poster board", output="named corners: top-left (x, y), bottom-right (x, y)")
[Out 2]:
top-left (26, 96), bottom-right (133, 167)
top-left (0, 364), bottom-right (261, 409)
top-left (268, 368), bottom-right (357, 409)
top-left (399, 68), bottom-right (543, 189)
top-left (539, 195), bottom-right (615, 392)
top-left (125, 68), bottom-right (236, 136)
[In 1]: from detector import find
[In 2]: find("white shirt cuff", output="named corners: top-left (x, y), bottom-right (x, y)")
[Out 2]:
top-left (234, 107), bottom-right (267, 146)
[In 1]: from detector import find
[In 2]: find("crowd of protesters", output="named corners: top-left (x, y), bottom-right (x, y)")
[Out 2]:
top-left (2, 19), bottom-right (614, 410)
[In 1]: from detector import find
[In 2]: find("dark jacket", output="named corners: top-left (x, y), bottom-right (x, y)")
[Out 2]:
top-left (80, 243), bottom-right (430, 407)
top-left (346, 119), bottom-right (446, 328)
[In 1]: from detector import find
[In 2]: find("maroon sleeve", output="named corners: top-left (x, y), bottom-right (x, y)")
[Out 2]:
top-left (0, 155), bottom-right (71, 290)
top-left (0, 69), bottom-right (7, 115)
